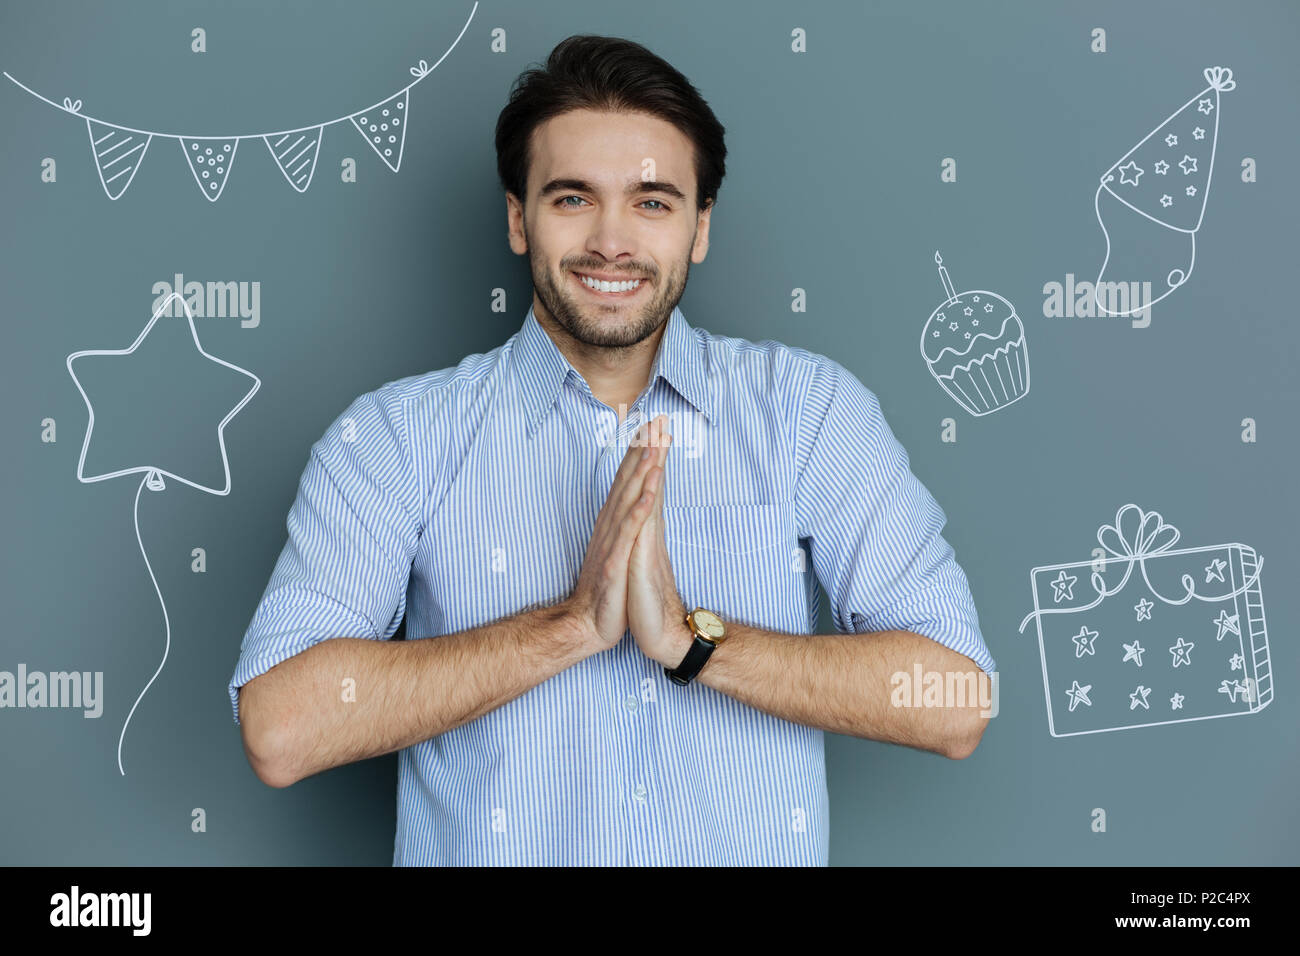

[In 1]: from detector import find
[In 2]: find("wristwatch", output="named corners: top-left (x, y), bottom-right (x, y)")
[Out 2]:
top-left (665, 607), bottom-right (727, 685)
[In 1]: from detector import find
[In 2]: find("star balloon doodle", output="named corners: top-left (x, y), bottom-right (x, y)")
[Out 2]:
top-left (67, 293), bottom-right (260, 774)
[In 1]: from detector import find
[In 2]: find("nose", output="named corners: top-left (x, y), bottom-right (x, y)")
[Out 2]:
top-left (585, 205), bottom-right (639, 262)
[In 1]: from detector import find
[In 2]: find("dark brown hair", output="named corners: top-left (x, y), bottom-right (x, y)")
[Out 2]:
top-left (495, 35), bottom-right (727, 213)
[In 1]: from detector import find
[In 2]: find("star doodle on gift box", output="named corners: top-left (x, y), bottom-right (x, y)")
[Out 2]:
top-left (1218, 679), bottom-right (1248, 703)
top-left (67, 292), bottom-right (260, 775)
top-left (1170, 693), bottom-right (1185, 710)
top-left (1050, 571), bottom-right (1076, 602)
top-left (1135, 598), bottom-right (1154, 621)
top-left (1122, 639), bottom-right (1146, 667)
top-left (1168, 636), bottom-right (1195, 668)
top-left (1229, 653), bottom-right (1244, 671)
top-left (1213, 609), bottom-right (1240, 641)
top-left (1065, 681), bottom-right (1092, 712)
top-left (1072, 626), bottom-right (1099, 657)
top-left (1205, 557), bottom-right (1227, 583)
top-left (1129, 685), bottom-right (1152, 711)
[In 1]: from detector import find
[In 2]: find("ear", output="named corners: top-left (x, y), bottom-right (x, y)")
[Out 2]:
top-left (506, 192), bottom-right (527, 255)
top-left (690, 199), bottom-right (712, 263)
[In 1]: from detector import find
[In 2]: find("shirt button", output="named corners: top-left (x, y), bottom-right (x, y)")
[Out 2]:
top-left (632, 783), bottom-right (647, 802)
top-left (623, 695), bottom-right (639, 712)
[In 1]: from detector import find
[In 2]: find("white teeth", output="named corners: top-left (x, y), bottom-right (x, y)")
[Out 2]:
top-left (578, 273), bottom-right (642, 293)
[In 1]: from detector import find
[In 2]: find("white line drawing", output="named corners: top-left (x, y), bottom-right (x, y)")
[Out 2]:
top-left (67, 293), bottom-right (260, 774)
top-left (1093, 66), bottom-right (1235, 316)
top-left (1122, 640), bottom-right (1145, 667)
top-left (1018, 504), bottom-right (1271, 737)
top-left (3, 1), bottom-right (477, 202)
top-left (1065, 681), bottom-right (1092, 712)
top-left (1169, 636), bottom-right (1195, 668)
top-left (921, 252), bottom-right (1029, 416)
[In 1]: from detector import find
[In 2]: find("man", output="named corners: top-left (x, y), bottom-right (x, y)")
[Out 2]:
top-left (229, 34), bottom-right (995, 866)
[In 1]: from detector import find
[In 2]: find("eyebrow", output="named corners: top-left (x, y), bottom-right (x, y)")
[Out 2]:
top-left (537, 177), bottom-right (688, 203)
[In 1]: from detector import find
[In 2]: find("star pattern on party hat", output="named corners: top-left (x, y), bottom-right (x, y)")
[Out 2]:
top-left (1099, 66), bottom-right (1235, 233)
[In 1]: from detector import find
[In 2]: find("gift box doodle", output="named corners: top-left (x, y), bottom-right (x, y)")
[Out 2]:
top-left (1019, 504), bottom-right (1271, 737)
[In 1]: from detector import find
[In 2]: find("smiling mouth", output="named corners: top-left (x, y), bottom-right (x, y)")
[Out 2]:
top-left (571, 270), bottom-right (647, 297)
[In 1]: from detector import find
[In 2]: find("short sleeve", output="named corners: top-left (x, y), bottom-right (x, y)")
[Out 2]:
top-left (792, 356), bottom-right (995, 675)
top-left (227, 387), bottom-right (424, 723)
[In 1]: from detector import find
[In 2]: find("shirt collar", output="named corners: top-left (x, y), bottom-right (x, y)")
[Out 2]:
top-left (513, 302), bottom-right (713, 436)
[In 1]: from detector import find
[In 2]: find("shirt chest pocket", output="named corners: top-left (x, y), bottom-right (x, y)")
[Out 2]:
top-left (662, 502), bottom-right (805, 632)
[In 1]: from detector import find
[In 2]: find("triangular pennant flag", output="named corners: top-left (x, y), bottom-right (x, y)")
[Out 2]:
top-left (86, 120), bottom-right (152, 200)
top-left (349, 90), bottom-right (408, 172)
top-left (264, 126), bottom-right (323, 192)
top-left (179, 138), bottom-right (239, 202)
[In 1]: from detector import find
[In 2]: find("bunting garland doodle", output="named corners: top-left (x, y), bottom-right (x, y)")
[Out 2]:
top-left (3, 1), bottom-right (477, 202)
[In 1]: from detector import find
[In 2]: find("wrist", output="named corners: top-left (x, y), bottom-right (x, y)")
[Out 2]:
top-left (659, 614), bottom-right (697, 669)
top-left (548, 598), bottom-right (600, 662)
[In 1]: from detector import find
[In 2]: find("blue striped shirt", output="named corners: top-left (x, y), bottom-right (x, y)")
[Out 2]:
top-left (229, 303), bottom-right (994, 866)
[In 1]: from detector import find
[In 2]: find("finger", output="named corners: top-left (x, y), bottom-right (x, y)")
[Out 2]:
top-left (649, 423), bottom-right (671, 528)
top-left (599, 418), bottom-right (654, 526)
top-left (612, 476), bottom-right (659, 564)
top-left (589, 455), bottom-right (651, 568)
top-left (608, 418), bottom-right (652, 492)
top-left (606, 439), bottom-right (659, 536)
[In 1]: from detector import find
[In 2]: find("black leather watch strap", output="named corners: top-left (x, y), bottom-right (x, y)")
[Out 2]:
top-left (664, 635), bottom-right (716, 685)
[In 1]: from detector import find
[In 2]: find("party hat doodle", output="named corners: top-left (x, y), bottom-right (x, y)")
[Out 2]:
top-left (2, 2), bottom-right (476, 202)
top-left (1093, 66), bottom-right (1236, 316)
top-left (920, 251), bottom-right (1029, 416)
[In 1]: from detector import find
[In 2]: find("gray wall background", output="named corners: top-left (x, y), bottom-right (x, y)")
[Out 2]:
top-left (1, 0), bottom-right (1295, 864)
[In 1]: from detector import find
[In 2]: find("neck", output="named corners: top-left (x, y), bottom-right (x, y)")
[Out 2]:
top-left (532, 297), bottom-right (668, 419)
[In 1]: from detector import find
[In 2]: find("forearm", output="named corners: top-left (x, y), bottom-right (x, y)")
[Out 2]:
top-left (239, 601), bottom-right (589, 787)
top-left (679, 621), bottom-right (990, 758)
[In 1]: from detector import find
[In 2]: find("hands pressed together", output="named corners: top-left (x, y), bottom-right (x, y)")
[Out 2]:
top-left (563, 414), bottom-right (694, 668)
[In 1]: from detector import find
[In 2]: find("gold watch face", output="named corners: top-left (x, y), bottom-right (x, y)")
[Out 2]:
top-left (690, 608), bottom-right (726, 643)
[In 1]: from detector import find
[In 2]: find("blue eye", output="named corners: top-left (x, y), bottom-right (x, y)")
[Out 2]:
top-left (555, 195), bottom-right (670, 212)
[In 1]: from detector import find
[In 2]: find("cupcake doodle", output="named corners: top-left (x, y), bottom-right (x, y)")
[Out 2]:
top-left (921, 251), bottom-right (1029, 416)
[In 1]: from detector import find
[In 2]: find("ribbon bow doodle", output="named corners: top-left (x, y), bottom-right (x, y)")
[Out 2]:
top-left (1019, 504), bottom-right (1263, 633)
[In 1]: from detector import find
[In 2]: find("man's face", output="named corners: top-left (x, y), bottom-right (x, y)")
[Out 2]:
top-left (507, 108), bottom-right (712, 349)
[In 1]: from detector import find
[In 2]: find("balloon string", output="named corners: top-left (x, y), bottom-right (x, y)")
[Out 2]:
top-left (117, 472), bottom-right (171, 777)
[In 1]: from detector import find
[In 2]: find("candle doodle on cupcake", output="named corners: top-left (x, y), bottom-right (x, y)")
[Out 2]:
top-left (921, 252), bottom-right (1029, 416)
